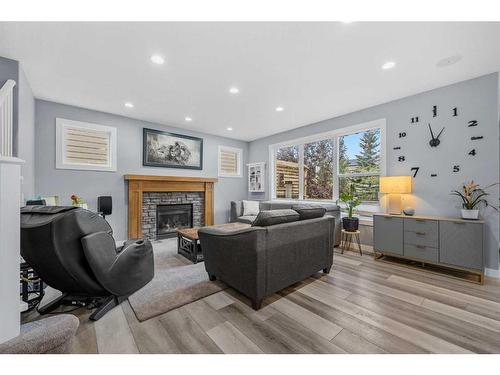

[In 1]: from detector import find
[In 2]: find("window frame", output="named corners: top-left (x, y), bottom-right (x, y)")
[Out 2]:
top-left (269, 118), bottom-right (386, 202)
top-left (55, 118), bottom-right (117, 172)
top-left (218, 145), bottom-right (243, 178)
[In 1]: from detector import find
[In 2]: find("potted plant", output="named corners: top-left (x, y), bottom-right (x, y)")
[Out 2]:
top-left (70, 193), bottom-right (88, 210)
top-left (451, 181), bottom-right (499, 220)
top-left (339, 192), bottom-right (361, 231)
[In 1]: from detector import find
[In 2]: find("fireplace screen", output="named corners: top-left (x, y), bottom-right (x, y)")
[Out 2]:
top-left (156, 203), bottom-right (193, 238)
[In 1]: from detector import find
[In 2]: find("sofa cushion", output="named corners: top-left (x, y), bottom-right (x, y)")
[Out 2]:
top-left (243, 200), bottom-right (260, 216)
top-left (292, 204), bottom-right (326, 220)
top-left (252, 209), bottom-right (300, 227)
top-left (236, 215), bottom-right (257, 224)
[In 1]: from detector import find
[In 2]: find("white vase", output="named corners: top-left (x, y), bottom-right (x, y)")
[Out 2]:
top-left (461, 209), bottom-right (479, 220)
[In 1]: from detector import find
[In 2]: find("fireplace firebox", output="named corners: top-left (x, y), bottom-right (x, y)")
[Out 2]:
top-left (156, 203), bottom-right (193, 238)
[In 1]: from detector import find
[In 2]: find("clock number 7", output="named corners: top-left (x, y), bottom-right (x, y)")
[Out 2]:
top-left (411, 167), bottom-right (419, 178)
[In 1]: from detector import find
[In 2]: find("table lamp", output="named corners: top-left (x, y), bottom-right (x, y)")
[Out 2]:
top-left (379, 176), bottom-right (412, 215)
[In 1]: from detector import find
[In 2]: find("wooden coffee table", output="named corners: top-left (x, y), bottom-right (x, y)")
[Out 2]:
top-left (177, 222), bottom-right (251, 263)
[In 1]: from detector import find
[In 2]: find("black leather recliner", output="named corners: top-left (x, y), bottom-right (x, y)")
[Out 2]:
top-left (21, 206), bottom-right (154, 320)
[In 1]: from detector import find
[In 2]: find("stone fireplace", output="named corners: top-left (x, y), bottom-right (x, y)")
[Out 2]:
top-left (125, 175), bottom-right (217, 239)
top-left (142, 192), bottom-right (204, 239)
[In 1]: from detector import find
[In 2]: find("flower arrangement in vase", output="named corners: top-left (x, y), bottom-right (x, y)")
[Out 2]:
top-left (451, 181), bottom-right (498, 220)
top-left (70, 193), bottom-right (88, 210)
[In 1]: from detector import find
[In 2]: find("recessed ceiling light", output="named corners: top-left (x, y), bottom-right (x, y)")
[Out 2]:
top-left (185, 117), bottom-right (192, 122)
top-left (341, 21), bottom-right (354, 24)
top-left (150, 54), bottom-right (165, 65)
top-left (436, 54), bottom-right (462, 68)
top-left (275, 106), bottom-right (284, 112)
top-left (381, 61), bottom-right (396, 70)
top-left (229, 87), bottom-right (239, 94)
top-left (124, 102), bottom-right (134, 108)
top-left (227, 127), bottom-right (233, 131)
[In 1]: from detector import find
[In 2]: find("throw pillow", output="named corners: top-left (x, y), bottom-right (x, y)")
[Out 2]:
top-left (242, 200), bottom-right (260, 216)
top-left (292, 205), bottom-right (326, 220)
top-left (252, 209), bottom-right (300, 227)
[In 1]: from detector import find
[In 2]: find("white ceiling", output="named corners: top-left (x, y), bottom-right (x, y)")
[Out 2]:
top-left (1, 22), bottom-right (499, 141)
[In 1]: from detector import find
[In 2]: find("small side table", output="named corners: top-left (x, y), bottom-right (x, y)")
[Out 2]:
top-left (340, 229), bottom-right (362, 256)
top-left (177, 228), bottom-right (204, 264)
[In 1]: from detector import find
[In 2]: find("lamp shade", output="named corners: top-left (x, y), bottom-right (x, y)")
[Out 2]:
top-left (379, 176), bottom-right (412, 194)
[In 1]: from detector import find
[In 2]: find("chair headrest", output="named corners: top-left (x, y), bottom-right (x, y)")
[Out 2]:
top-left (21, 206), bottom-right (77, 215)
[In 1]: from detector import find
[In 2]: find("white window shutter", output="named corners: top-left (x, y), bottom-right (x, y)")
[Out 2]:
top-left (56, 118), bottom-right (117, 171)
top-left (218, 146), bottom-right (242, 177)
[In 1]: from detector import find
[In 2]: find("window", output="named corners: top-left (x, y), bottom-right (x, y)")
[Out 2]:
top-left (56, 118), bottom-right (117, 171)
top-left (275, 145), bottom-right (299, 198)
top-left (218, 145), bottom-right (242, 177)
top-left (338, 129), bottom-right (381, 201)
top-left (270, 119), bottom-right (385, 202)
top-left (304, 139), bottom-right (334, 200)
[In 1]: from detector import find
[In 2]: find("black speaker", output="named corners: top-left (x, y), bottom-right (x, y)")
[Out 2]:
top-left (97, 196), bottom-right (112, 218)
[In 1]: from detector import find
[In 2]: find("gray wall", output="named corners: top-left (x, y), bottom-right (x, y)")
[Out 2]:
top-left (248, 73), bottom-right (500, 270)
top-left (35, 100), bottom-right (248, 241)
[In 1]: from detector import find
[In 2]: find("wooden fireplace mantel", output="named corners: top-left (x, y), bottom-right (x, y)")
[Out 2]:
top-left (124, 174), bottom-right (217, 239)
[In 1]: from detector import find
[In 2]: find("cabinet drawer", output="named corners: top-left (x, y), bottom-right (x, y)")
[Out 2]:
top-left (374, 216), bottom-right (403, 255)
top-left (404, 218), bottom-right (438, 234)
top-left (404, 244), bottom-right (439, 263)
top-left (404, 230), bottom-right (438, 248)
top-left (440, 221), bottom-right (483, 270)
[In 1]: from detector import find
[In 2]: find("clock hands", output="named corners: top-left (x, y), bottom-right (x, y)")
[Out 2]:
top-left (428, 123), bottom-right (444, 147)
top-left (435, 126), bottom-right (445, 140)
top-left (428, 123), bottom-right (435, 140)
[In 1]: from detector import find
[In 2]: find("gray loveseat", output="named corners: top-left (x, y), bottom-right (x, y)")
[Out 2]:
top-left (199, 209), bottom-right (335, 309)
top-left (231, 200), bottom-right (341, 246)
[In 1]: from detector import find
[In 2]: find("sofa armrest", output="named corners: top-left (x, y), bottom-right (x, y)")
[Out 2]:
top-left (198, 226), bottom-right (267, 302)
top-left (230, 201), bottom-right (243, 222)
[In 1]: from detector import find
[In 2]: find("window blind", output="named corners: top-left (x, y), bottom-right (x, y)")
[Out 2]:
top-left (219, 149), bottom-right (238, 175)
top-left (64, 127), bottom-right (110, 166)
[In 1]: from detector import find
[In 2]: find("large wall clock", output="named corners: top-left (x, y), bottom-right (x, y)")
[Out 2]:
top-left (395, 105), bottom-right (484, 179)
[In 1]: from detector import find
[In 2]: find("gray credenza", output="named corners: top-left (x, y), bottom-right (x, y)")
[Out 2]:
top-left (373, 213), bottom-right (484, 283)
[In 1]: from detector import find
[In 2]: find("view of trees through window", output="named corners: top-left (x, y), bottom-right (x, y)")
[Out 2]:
top-left (304, 139), bottom-right (334, 200)
top-left (273, 127), bottom-right (381, 202)
top-left (339, 129), bottom-right (381, 201)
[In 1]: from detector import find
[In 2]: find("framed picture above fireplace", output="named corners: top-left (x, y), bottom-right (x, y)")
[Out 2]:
top-left (143, 128), bottom-right (203, 169)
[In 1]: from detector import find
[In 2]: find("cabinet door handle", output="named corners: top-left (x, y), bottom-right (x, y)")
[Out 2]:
top-left (416, 245), bottom-right (426, 249)
top-left (415, 231), bottom-right (426, 235)
top-left (454, 222), bottom-right (466, 225)
top-left (415, 219), bottom-right (426, 222)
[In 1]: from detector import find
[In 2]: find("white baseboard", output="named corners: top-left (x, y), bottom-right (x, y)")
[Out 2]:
top-left (485, 267), bottom-right (500, 279)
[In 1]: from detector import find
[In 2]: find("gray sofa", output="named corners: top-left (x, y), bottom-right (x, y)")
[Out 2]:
top-left (231, 200), bottom-right (341, 246)
top-left (199, 209), bottom-right (335, 309)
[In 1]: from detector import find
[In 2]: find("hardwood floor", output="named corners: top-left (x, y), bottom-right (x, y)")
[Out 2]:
top-left (23, 250), bottom-right (500, 354)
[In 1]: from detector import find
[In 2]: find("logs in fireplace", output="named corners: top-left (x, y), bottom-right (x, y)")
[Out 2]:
top-left (156, 203), bottom-right (193, 238)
